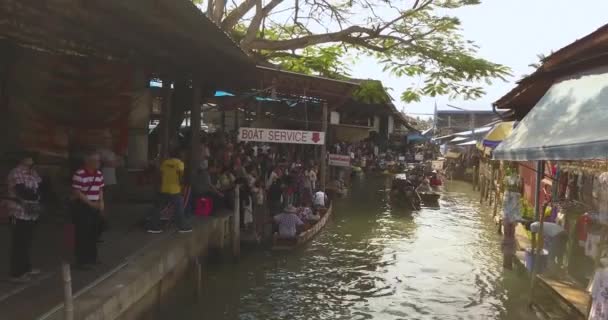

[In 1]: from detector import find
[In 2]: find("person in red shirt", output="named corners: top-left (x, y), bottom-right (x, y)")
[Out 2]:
top-left (71, 150), bottom-right (105, 269)
top-left (430, 171), bottom-right (442, 187)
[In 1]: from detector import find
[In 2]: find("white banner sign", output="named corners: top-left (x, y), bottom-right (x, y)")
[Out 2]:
top-left (329, 154), bottom-right (351, 167)
top-left (432, 160), bottom-right (444, 171)
top-left (238, 127), bottom-right (325, 145)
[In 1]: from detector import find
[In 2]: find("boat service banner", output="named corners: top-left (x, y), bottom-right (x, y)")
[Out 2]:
top-left (329, 154), bottom-right (351, 167)
top-left (238, 127), bottom-right (325, 145)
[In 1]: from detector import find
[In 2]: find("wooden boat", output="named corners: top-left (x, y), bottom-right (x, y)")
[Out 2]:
top-left (326, 185), bottom-right (348, 198)
top-left (391, 174), bottom-right (421, 210)
top-left (419, 192), bottom-right (440, 205)
top-left (272, 204), bottom-right (333, 251)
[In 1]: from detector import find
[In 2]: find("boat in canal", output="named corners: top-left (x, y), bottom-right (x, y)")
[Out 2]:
top-left (272, 203), bottom-right (333, 251)
top-left (419, 191), bottom-right (441, 207)
top-left (390, 174), bottom-right (421, 210)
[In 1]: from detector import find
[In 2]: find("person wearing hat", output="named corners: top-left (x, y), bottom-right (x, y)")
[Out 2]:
top-left (7, 152), bottom-right (42, 282)
top-left (273, 205), bottom-right (304, 239)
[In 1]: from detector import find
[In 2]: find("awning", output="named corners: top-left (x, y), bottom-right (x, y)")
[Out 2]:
top-left (457, 140), bottom-right (478, 146)
top-left (446, 151), bottom-right (462, 159)
top-left (408, 132), bottom-right (429, 142)
top-left (454, 126), bottom-right (492, 136)
top-left (494, 66), bottom-right (608, 160)
top-left (450, 136), bottom-right (469, 142)
top-left (482, 121), bottom-right (516, 148)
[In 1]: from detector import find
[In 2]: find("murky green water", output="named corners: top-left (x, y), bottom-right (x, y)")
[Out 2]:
top-left (163, 175), bottom-right (549, 320)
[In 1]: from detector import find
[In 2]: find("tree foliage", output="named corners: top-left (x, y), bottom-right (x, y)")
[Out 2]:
top-left (200, 0), bottom-right (510, 103)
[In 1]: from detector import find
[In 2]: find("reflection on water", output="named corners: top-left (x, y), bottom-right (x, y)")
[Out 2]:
top-left (163, 176), bottom-right (547, 320)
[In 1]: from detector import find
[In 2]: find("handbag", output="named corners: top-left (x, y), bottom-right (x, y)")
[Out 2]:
top-left (21, 200), bottom-right (42, 216)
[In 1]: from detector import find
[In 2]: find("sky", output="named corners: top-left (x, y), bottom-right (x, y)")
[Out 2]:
top-left (349, 0), bottom-right (608, 118)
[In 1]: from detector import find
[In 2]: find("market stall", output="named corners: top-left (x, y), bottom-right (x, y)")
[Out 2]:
top-left (494, 65), bottom-right (608, 318)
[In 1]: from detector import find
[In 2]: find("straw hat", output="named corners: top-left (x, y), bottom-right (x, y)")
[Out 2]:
top-left (284, 205), bottom-right (297, 214)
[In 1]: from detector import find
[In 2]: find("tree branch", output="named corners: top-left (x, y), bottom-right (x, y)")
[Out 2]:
top-left (212, 0), bottom-right (226, 23)
top-left (241, 0), bottom-right (285, 50)
top-left (377, 0), bottom-right (433, 33)
top-left (248, 25), bottom-right (373, 50)
top-left (207, 0), bottom-right (214, 17)
top-left (221, 0), bottom-right (257, 31)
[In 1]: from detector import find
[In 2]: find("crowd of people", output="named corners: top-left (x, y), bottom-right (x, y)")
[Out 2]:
top-left (145, 131), bottom-right (330, 240)
top-left (3, 131), bottom-right (337, 281)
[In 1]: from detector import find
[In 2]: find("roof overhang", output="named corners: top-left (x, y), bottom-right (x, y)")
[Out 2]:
top-left (0, 0), bottom-right (255, 88)
top-left (494, 66), bottom-right (608, 161)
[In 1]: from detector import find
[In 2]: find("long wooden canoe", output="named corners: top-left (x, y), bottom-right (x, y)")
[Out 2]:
top-left (272, 203), bottom-right (333, 251)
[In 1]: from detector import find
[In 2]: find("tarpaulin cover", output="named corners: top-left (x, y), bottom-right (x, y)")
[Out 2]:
top-left (494, 66), bottom-right (608, 160)
top-left (446, 151), bottom-right (461, 159)
top-left (482, 121), bottom-right (516, 148)
top-left (457, 140), bottom-right (478, 146)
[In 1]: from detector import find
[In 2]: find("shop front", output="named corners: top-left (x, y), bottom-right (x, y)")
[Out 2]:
top-left (494, 64), bottom-right (608, 319)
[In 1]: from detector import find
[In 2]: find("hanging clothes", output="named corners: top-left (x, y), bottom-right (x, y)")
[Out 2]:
top-left (589, 267), bottom-right (608, 320)
top-left (502, 175), bottom-right (522, 223)
top-left (599, 173), bottom-right (608, 222)
top-left (586, 231), bottom-right (602, 259)
top-left (501, 173), bottom-right (522, 270)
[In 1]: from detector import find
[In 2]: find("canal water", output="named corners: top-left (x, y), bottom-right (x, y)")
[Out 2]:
top-left (162, 175), bottom-right (550, 320)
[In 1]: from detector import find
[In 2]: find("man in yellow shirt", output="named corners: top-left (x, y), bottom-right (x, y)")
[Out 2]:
top-left (147, 149), bottom-right (192, 233)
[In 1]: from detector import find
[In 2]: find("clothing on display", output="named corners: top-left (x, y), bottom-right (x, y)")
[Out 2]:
top-left (586, 232), bottom-right (602, 259)
top-left (503, 191), bottom-right (522, 223)
top-left (577, 214), bottom-right (592, 246)
top-left (589, 267), bottom-right (608, 320)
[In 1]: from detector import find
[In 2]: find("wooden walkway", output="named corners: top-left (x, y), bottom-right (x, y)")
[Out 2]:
top-left (513, 225), bottom-right (589, 319)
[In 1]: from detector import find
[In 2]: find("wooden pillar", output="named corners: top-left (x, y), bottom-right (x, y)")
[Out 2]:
top-left (160, 77), bottom-right (172, 159)
top-left (233, 185), bottom-right (240, 258)
top-left (234, 109), bottom-right (239, 131)
top-left (127, 67), bottom-right (151, 169)
top-left (190, 79), bottom-right (202, 182)
top-left (221, 110), bottom-right (226, 132)
top-left (319, 102), bottom-right (328, 190)
top-left (528, 160), bottom-right (545, 304)
top-left (62, 262), bottom-right (74, 320)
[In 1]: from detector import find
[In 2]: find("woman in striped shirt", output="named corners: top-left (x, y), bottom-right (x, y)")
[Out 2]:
top-left (71, 151), bottom-right (105, 269)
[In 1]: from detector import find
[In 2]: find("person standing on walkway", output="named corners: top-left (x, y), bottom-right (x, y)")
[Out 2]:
top-left (147, 149), bottom-right (192, 234)
top-left (71, 151), bottom-right (105, 269)
top-left (98, 133), bottom-right (119, 243)
top-left (501, 164), bottom-right (523, 270)
top-left (7, 152), bottom-right (42, 282)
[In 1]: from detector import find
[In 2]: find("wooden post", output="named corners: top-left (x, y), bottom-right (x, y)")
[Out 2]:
top-left (190, 80), bottom-right (202, 181)
top-left (233, 185), bottom-right (240, 258)
top-left (160, 77), bottom-right (172, 159)
top-left (234, 109), bottom-right (239, 130)
top-left (221, 110), bottom-right (226, 132)
top-left (195, 257), bottom-right (202, 298)
top-left (528, 160), bottom-right (545, 306)
top-left (319, 102), bottom-right (328, 190)
top-left (62, 262), bottom-right (74, 320)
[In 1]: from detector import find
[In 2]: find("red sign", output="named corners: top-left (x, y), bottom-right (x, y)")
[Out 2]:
top-left (329, 154), bottom-right (351, 167)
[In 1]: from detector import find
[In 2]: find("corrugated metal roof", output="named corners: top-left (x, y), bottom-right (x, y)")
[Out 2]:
top-left (494, 66), bottom-right (608, 160)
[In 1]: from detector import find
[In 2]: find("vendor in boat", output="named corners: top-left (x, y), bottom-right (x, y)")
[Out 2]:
top-left (416, 177), bottom-right (432, 193)
top-left (273, 205), bottom-right (304, 239)
top-left (307, 210), bottom-right (321, 222)
top-left (430, 171), bottom-right (442, 187)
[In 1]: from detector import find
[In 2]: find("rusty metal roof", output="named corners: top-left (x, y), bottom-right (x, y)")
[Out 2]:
top-left (494, 23), bottom-right (608, 116)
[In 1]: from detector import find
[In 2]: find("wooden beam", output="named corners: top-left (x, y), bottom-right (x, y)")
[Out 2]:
top-left (190, 78), bottom-right (202, 182)
top-left (319, 102), bottom-right (328, 190)
top-left (160, 77), bottom-right (172, 159)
